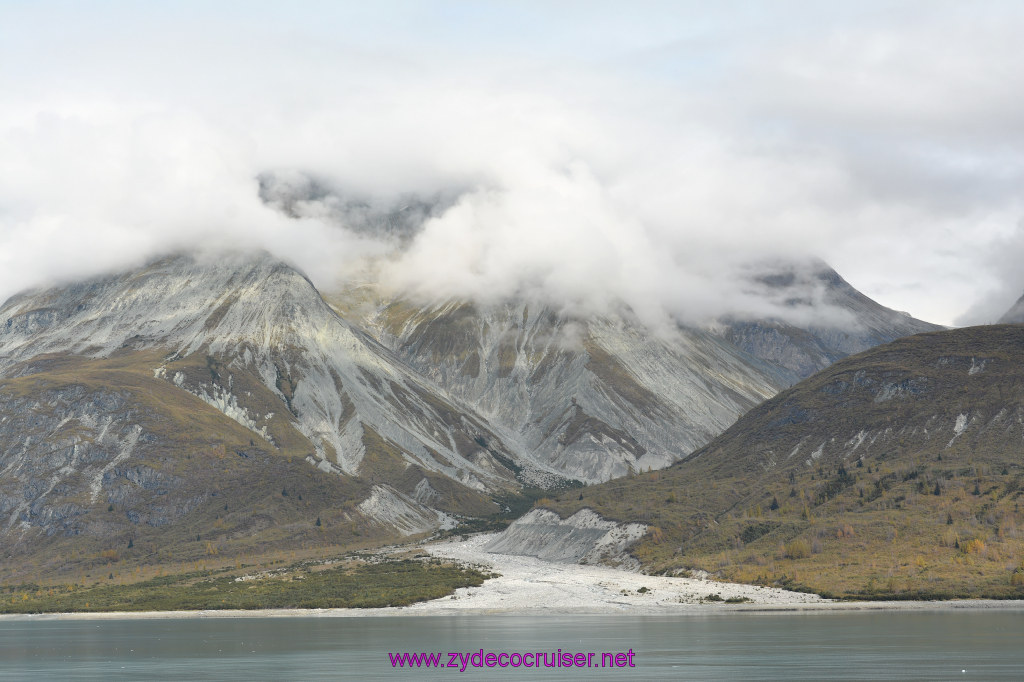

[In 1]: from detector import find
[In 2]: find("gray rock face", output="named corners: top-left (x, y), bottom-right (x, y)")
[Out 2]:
top-left (0, 251), bottom-right (537, 546)
top-left (360, 262), bottom-right (938, 484)
top-left (0, 252), bottom-right (527, 494)
top-left (367, 301), bottom-right (783, 483)
top-left (483, 508), bottom-right (646, 566)
top-left (0, 384), bottom-right (178, 544)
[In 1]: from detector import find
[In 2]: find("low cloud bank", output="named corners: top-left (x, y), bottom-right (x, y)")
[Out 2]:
top-left (2, 3), bottom-right (1022, 326)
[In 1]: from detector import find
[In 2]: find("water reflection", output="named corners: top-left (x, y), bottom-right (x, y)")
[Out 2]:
top-left (1, 610), bottom-right (1022, 680)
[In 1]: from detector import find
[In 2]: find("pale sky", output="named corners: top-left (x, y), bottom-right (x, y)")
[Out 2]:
top-left (2, 1), bottom-right (1023, 326)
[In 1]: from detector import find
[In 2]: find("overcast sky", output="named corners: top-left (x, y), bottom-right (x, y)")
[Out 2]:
top-left (2, 1), bottom-right (1023, 326)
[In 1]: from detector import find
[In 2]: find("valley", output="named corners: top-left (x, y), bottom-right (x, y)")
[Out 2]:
top-left (0, 249), bottom-right (1014, 604)
top-left (539, 325), bottom-right (1024, 598)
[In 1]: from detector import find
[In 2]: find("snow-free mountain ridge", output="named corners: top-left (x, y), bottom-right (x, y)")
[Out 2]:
top-left (0, 249), bottom-right (939, 578)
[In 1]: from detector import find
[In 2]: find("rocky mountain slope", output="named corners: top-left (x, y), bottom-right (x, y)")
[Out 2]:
top-left (342, 260), bottom-right (938, 483)
top-left (362, 300), bottom-right (782, 483)
top-left (0, 249), bottom-right (939, 581)
top-left (538, 324), bottom-right (1024, 598)
top-left (0, 252), bottom-right (538, 580)
top-left (1, 252), bottom-right (525, 484)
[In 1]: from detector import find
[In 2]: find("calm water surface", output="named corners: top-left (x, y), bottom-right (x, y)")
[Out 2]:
top-left (1, 610), bottom-right (1022, 680)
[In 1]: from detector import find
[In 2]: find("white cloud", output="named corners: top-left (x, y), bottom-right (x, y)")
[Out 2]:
top-left (1, 1), bottom-right (1022, 326)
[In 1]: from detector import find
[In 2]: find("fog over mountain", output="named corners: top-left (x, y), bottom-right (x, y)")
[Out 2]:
top-left (2, 2), bottom-right (1024, 326)
top-left (999, 291), bottom-right (1024, 324)
top-left (0, 248), bottom-right (935, 570)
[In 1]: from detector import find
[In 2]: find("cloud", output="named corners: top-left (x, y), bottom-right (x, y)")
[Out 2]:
top-left (1, 2), bottom-right (1022, 326)
top-left (953, 221), bottom-right (1024, 324)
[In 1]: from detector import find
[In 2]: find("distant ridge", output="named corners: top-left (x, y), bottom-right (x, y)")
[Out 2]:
top-left (715, 259), bottom-right (942, 384)
top-left (999, 291), bottom-right (1024, 323)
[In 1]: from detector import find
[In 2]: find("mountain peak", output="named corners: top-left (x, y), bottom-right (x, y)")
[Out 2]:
top-left (0, 249), bottom-right (321, 367)
top-left (0, 250), bottom-right (531, 485)
top-left (715, 258), bottom-right (942, 384)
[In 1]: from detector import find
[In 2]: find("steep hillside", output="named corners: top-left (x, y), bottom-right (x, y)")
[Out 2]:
top-left (0, 252), bottom-right (527, 486)
top-left (339, 260), bottom-right (938, 483)
top-left (0, 252), bottom-right (544, 579)
top-left (0, 249), bottom-right (946, 582)
top-left (539, 325), bottom-right (1024, 598)
top-left (0, 351), bottom-right (379, 582)
top-left (363, 300), bottom-right (782, 483)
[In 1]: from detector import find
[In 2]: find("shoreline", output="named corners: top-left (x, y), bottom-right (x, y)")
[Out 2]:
top-left (4, 534), bottom-right (1021, 621)
top-left (2, 599), bottom-right (1023, 622)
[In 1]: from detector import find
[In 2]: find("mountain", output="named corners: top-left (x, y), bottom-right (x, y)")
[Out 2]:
top-left (360, 300), bottom-right (782, 483)
top-left (714, 259), bottom-right (942, 384)
top-left (0, 249), bottom-right (940, 582)
top-left (534, 324), bottom-right (1024, 598)
top-left (0, 252), bottom-right (538, 581)
top-left (999, 292), bottom-right (1024, 324)
top-left (342, 259), bottom-right (939, 484)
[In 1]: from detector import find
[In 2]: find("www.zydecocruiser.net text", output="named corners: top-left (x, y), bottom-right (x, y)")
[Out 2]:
top-left (389, 649), bottom-right (637, 671)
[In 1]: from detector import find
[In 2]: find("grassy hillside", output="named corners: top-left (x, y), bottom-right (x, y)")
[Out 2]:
top-left (541, 325), bottom-right (1024, 599)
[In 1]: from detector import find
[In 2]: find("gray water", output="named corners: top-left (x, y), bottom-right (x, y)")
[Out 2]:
top-left (1, 610), bottom-right (1022, 680)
